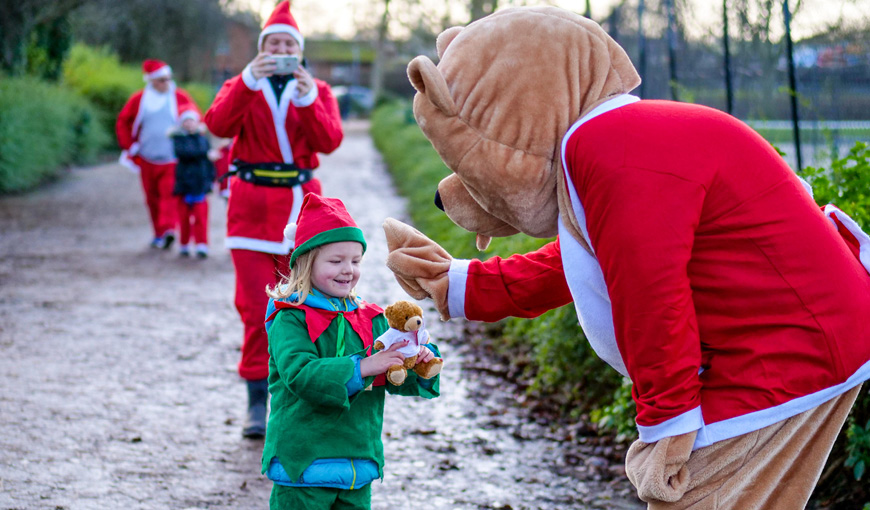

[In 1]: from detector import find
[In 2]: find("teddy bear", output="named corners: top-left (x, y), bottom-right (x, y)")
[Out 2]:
top-left (380, 6), bottom-right (870, 508)
top-left (374, 300), bottom-right (443, 386)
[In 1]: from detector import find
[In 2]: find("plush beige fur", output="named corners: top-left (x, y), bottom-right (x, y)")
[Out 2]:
top-left (626, 385), bottom-right (861, 509)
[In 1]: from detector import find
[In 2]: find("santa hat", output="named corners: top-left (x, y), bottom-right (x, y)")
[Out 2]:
top-left (178, 109), bottom-right (200, 124)
top-left (142, 59), bottom-right (172, 81)
top-left (258, 1), bottom-right (304, 52)
top-left (286, 194), bottom-right (366, 268)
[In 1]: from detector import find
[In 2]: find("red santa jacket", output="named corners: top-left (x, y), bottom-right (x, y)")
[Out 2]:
top-left (115, 85), bottom-right (198, 168)
top-left (447, 96), bottom-right (870, 449)
top-left (205, 68), bottom-right (343, 253)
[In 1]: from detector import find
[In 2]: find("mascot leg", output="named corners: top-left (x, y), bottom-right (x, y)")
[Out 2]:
top-left (627, 385), bottom-right (861, 509)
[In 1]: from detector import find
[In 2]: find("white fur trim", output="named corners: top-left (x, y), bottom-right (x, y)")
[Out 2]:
top-left (291, 83), bottom-right (318, 107)
top-left (242, 65), bottom-right (261, 91)
top-left (636, 407), bottom-right (704, 444)
top-left (144, 65), bottom-right (172, 81)
top-left (692, 360), bottom-right (870, 449)
top-left (260, 76), bottom-right (295, 164)
top-left (259, 24), bottom-right (304, 51)
top-left (283, 223), bottom-right (297, 241)
top-left (118, 150), bottom-right (140, 173)
top-left (556, 94), bottom-right (640, 378)
top-left (225, 236), bottom-right (294, 254)
top-left (447, 259), bottom-right (470, 320)
top-left (823, 204), bottom-right (870, 274)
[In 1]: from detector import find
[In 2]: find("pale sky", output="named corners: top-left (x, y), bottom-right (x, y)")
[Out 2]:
top-left (239, 0), bottom-right (870, 41)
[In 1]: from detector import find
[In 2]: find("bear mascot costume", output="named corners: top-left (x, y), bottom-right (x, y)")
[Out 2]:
top-left (381, 6), bottom-right (870, 509)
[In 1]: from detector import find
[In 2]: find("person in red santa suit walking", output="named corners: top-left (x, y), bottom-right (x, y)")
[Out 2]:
top-left (116, 59), bottom-right (199, 249)
top-left (204, 0), bottom-right (343, 438)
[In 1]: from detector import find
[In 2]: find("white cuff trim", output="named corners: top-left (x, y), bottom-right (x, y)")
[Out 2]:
top-left (636, 406), bottom-right (703, 444)
top-left (447, 259), bottom-right (470, 320)
top-left (291, 84), bottom-right (318, 107)
top-left (242, 65), bottom-right (261, 91)
top-left (225, 236), bottom-right (293, 254)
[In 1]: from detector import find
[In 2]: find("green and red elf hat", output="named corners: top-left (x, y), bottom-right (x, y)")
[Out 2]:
top-left (285, 194), bottom-right (366, 268)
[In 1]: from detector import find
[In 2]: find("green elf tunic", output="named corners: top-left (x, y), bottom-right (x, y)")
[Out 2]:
top-left (261, 293), bottom-right (441, 485)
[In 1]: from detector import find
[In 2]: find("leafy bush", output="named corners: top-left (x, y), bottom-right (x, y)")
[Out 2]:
top-left (62, 44), bottom-right (216, 146)
top-left (803, 142), bottom-right (870, 508)
top-left (62, 44), bottom-right (143, 140)
top-left (0, 76), bottom-right (109, 193)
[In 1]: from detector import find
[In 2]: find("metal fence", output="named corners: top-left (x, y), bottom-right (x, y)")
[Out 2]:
top-left (598, 0), bottom-right (870, 170)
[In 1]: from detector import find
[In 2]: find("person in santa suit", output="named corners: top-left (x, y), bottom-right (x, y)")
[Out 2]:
top-left (382, 8), bottom-right (870, 507)
top-left (116, 59), bottom-right (199, 249)
top-left (204, 0), bottom-right (343, 438)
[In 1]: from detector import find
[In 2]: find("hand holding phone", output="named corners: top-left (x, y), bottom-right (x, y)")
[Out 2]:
top-left (272, 55), bottom-right (299, 76)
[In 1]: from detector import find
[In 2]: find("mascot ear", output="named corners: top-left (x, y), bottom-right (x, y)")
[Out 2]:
top-left (436, 26), bottom-right (463, 59)
top-left (407, 56), bottom-right (457, 117)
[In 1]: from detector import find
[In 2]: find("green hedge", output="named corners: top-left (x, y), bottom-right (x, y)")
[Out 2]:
top-left (372, 99), bottom-right (870, 505)
top-left (370, 100), bottom-right (624, 425)
top-left (62, 44), bottom-right (216, 145)
top-left (0, 76), bottom-right (109, 193)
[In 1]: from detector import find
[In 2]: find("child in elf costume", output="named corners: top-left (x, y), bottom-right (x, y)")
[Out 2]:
top-left (262, 193), bottom-right (442, 510)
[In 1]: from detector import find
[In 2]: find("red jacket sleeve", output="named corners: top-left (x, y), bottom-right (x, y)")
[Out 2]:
top-left (577, 162), bottom-right (705, 427)
top-left (464, 240), bottom-right (573, 322)
top-left (115, 91), bottom-right (142, 150)
top-left (295, 80), bottom-right (343, 155)
top-left (204, 76), bottom-right (256, 138)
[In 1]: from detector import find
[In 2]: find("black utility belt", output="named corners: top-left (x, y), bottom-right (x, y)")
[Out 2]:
top-left (227, 161), bottom-right (313, 188)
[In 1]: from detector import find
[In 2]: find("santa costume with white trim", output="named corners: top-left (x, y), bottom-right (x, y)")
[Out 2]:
top-left (204, 0), bottom-right (343, 426)
top-left (116, 59), bottom-right (199, 247)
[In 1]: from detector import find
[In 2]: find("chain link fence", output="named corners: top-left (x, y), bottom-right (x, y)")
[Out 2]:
top-left (599, 0), bottom-right (870, 170)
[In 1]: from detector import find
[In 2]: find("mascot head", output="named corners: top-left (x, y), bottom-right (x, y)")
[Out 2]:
top-left (407, 7), bottom-right (640, 249)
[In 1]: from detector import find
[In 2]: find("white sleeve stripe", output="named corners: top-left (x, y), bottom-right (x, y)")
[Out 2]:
top-left (447, 259), bottom-right (470, 320)
top-left (635, 406), bottom-right (704, 444)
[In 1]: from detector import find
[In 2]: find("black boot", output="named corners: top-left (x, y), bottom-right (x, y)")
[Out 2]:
top-left (242, 378), bottom-right (268, 438)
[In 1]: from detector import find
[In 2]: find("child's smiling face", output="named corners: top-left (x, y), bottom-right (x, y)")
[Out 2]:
top-left (311, 242), bottom-right (363, 298)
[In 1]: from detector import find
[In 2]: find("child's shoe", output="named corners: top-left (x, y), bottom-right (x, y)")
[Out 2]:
top-left (160, 231), bottom-right (176, 250)
top-left (178, 245), bottom-right (190, 257)
top-left (242, 378), bottom-right (268, 438)
top-left (195, 244), bottom-right (209, 259)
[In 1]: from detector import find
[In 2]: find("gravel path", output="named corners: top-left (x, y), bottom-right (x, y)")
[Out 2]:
top-left (0, 120), bottom-right (643, 510)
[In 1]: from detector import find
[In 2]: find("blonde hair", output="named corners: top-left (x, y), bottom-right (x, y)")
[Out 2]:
top-left (266, 247), bottom-right (360, 305)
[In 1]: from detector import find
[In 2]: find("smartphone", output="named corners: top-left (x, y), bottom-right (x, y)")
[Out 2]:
top-left (272, 55), bottom-right (299, 76)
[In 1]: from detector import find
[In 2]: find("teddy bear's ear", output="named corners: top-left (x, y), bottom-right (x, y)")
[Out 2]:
top-left (436, 26), bottom-right (462, 60)
top-left (407, 56), bottom-right (457, 117)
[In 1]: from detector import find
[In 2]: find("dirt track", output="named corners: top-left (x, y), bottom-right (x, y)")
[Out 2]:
top-left (0, 121), bottom-right (642, 510)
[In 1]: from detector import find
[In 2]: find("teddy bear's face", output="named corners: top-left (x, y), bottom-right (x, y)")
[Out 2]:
top-left (384, 301), bottom-right (425, 332)
top-left (407, 7), bottom-right (640, 246)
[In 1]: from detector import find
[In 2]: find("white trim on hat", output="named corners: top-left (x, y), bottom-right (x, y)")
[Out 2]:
top-left (259, 24), bottom-right (304, 51)
top-left (144, 65), bottom-right (172, 82)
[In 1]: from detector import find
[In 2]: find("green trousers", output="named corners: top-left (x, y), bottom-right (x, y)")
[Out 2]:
top-left (270, 483), bottom-right (372, 510)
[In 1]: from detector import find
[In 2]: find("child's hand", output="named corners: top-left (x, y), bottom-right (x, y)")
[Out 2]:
top-left (360, 341), bottom-right (408, 378)
top-left (416, 345), bottom-right (435, 365)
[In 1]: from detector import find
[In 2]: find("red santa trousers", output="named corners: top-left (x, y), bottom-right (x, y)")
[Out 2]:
top-left (231, 249), bottom-right (291, 381)
top-left (177, 198), bottom-right (209, 245)
top-left (137, 157), bottom-right (178, 238)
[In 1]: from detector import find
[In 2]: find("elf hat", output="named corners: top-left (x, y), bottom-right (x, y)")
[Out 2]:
top-left (258, 1), bottom-right (304, 52)
top-left (285, 194), bottom-right (366, 267)
top-left (142, 59), bottom-right (172, 81)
